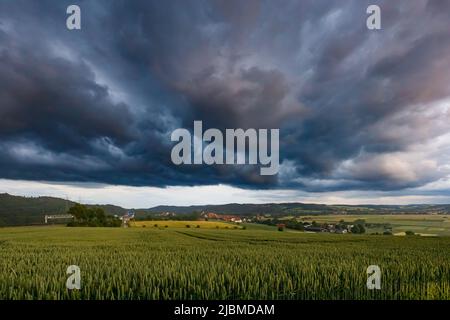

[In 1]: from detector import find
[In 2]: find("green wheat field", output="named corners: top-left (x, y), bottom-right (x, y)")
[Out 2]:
top-left (0, 225), bottom-right (449, 300)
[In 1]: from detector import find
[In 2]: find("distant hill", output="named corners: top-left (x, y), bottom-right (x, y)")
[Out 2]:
top-left (0, 193), bottom-right (126, 226)
top-left (137, 203), bottom-right (330, 215)
top-left (1, 193), bottom-right (450, 226)
top-left (137, 203), bottom-right (450, 216)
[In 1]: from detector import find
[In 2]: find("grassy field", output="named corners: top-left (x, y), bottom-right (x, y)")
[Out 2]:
top-left (0, 225), bottom-right (449, 300)
top-left (294, 214), bottom-right (450, 236)
top-left (130, 220), bottom-right (241, 229)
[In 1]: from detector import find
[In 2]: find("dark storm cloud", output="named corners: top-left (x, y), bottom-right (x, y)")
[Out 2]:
top-left (1, 0), bottom-right (450, 191)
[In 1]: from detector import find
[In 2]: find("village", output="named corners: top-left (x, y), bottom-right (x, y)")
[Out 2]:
top-left (149, 211), bottom-right (366, 234)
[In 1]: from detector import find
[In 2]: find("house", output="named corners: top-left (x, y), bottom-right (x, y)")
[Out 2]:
top-left (205, 212), bottom-right (219, 219)
top-left (220, 215), bottom-right (241, 222)
top-left (160, 212), bottom-right (175, 217)
top-left (120, 210), bottom-right (135, 227)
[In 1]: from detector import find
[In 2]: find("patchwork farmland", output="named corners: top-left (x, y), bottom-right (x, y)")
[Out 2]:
top-left (0, 225), bottom-right (449, 300)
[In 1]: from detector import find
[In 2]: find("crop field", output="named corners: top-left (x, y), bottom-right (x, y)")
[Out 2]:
top-left (295, 214), bottom-right (450, 236)
top-left (0, 226), bottom-right (449, 300)
top-left (130, 220), bottom-right (241, 229)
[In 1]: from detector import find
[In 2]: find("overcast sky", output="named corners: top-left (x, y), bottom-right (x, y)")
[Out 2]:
top-left (1, 0), bottom-right (450, 207)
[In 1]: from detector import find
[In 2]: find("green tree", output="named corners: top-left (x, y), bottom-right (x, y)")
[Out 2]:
top-left (67, 204), bottom-right (120, 227)
top-left (351, 224), bottom-right (366, 234)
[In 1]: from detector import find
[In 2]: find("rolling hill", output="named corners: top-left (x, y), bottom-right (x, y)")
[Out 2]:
top-left (1, 193), bottom-right (450, 226)
top-left (0, 193), bottom-right (126, 226)
top-left (138, 203), bottom-right (450, 216)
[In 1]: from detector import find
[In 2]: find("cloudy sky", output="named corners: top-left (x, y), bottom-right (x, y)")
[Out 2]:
top-left (1, 0), bottom-right (450, 207)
